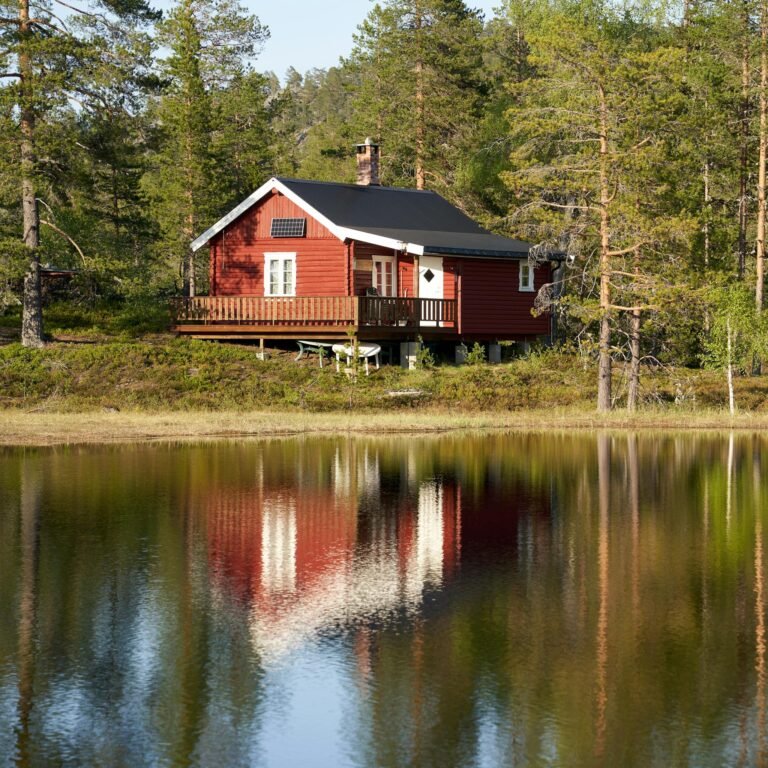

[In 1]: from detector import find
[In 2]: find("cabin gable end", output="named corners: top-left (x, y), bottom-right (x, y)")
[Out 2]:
top-left (210, 192), bottom-right (348, 297)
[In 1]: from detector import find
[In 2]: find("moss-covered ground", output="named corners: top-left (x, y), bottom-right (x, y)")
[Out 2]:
top-left (1, 301), bottom-right (767, 427)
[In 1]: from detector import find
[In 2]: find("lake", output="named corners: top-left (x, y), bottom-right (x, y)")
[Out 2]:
top-left (0, 432), bottom-right (765, 767)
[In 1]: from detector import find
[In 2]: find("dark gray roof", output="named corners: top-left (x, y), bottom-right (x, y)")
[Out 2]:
top-left (277, 177), bottom-right (532, 258)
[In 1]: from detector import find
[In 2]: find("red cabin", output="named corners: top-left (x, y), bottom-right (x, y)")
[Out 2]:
top-left (172, 140), bottom-right (559, 351)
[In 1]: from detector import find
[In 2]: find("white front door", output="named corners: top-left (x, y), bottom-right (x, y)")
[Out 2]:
top-left (419, 255), bottom-right (443, 326)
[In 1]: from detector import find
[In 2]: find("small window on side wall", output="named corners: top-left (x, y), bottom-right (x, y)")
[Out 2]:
top-left (264, 253), bottom-right (296, 296)
top-left (519, 261), bottom-right (534, 292)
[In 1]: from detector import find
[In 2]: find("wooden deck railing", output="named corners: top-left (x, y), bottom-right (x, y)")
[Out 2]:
top-left (357, 297), bottom-right (457, 327)
top-left (171, 296), bottom-right (457, 329)
top-left (171, 296), bottom-right (358, 325)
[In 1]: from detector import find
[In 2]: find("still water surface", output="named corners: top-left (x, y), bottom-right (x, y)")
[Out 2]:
top-left (1, 433), bottom-right (766, 767)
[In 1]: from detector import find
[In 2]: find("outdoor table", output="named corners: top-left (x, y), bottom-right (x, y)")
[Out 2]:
top-left (295, 340), bottom-right (334, 367)
top-left (331, 343), bottom-right (381, 376)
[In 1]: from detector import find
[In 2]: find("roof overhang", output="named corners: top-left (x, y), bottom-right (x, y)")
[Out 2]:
top-left (423, 247), bottom-right (527, 258)
top-left (337, 227), bottom-right (424, 256)
top-left (421, 248), bottom-right (566, 260)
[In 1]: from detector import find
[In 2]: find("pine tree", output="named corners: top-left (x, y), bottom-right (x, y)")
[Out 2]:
top-left (213, 70), bottom-right (275, 204)
top-left (349, 0), bottom-right (485, 194)
top-left (145, 0), bottom-right (268, 296)
top-left (503, 0), bottom-right (692, 410)
top-left (0, 0), bottom-right (159, 345)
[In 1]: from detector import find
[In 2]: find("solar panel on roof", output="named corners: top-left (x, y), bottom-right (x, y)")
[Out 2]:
top-left (270, 217), bottom-right (306, 238)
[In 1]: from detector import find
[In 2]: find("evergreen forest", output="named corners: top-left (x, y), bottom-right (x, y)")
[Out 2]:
top-left (3, 0), bottom-right (768, 410)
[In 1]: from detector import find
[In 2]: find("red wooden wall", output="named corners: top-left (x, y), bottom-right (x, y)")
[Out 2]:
top-left (398, 255), bottom-right (415, 297)
top-left (449, 257), bottom-right (550, 338)
top-left (209, 191), bottom-right (347, 296)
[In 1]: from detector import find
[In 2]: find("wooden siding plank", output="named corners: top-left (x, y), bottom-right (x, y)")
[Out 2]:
top-left (458, 259), bottom-right (550, 337)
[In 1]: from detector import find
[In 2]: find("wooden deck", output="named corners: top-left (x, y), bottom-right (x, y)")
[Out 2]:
top-left (170, 296), bottom-right (459, 340)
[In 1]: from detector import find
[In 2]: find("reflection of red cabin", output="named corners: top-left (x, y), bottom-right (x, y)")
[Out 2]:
top-left (395, 479), bottom-right (461, 586)
top-left (206, 488), bottom-right (357, 606)
top-left (205, 478), bottom-right (462, 613)
top-left (172, 140), bottom-right (559, 343)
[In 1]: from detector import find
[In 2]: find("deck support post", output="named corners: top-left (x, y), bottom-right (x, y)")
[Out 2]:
top-left (257, 337), bottom-right (265, 360)
top-left (400, 341), bottom-right (420, 370)
top-left (455, 344), bottom-right (468, 365)
top-left (488, 342), bottom-right (501, 364)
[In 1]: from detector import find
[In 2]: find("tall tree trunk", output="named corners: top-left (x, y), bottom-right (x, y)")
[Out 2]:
top-left (703, 159), bottom-right (711, 267)
top-left (415, 58), bottom-right (425, 190)
top-left (16, 458), bottom-right (42, 764)
top-left (627, 216), bottom-right (641, 411)
top-left (740, 4), bottom-right (750, 281)
top-left (112, 165), bottom-right (120, 244)
top-left (597, 83), bottom-right (612, 412)
top-left (184, 208), bottom-right (196, 299)
top-left (414, 4), bottom-right (425, 191)
top-left (19, 0), bottom-right (43, 348)
top-left (758, 0), bottom-right (768, 312)
top-left (627, 308), bottom-right (641, 411)
top-left (727, 317), bottom-right (736, 416)
top-left (183, 127), bottom-right (196, 298)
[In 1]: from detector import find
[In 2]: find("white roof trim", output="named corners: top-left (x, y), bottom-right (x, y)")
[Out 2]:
top-left (336, 227), bottom-right (424, 257)
top-left (191, 177), bottom-right (274, 251)
top-left (190, 177), bottom-right (349, 252)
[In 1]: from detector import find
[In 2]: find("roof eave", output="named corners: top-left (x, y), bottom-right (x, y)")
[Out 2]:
top-left (423, 246), bottom-right (529, 258)
top-left (339, 227), bottom-right (425, 256)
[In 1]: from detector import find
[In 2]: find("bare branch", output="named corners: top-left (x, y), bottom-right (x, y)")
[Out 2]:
top-left (30, 7), bottom-right (70, 31)
top-left (40, 219), bottom-right (86, 265)
top-left (36, 198), bottom-right (55, 221)
top-left (540, 200), bottom-right (593, 211)
top-left (606, 244), bottom-right (643, 257)
top-left (609, 270), bottom-right (651, 280)
top-left (29, 18), bottom-right (70, 34)
top-left (608, 303), bottom-right (657, 312)
top-left (51, 0), bottom-right (123, 33)
top-left (628, 136), bottom-right (652, 154)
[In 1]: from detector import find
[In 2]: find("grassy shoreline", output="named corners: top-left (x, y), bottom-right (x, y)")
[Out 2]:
top-left (2, 408), bottom-right (768, 446)
top-left (2, 321), bottom-right (768, 445)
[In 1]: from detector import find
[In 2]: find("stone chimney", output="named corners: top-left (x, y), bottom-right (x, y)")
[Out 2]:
top-left (356, 138), bottom-right (380, 186)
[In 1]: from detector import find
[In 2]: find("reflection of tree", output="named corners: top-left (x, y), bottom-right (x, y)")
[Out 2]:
top-left (16, 455), bottom-right (42, 766)
top-left (350, 433), bottom-right (768, 765)
top-left (755, 440), bottom-right (766, 764)
top-left (628, 434), bottom-right (640, 620)
top-left (595, 434), bottom-right (610, 758)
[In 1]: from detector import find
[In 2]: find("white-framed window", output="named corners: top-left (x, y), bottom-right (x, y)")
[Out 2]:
top-left (264, 252), bottom-right (296, 296)
top-left (519, 261), bottom-right (534, 292)
top-left (372, 255), bottom-right (396, 297)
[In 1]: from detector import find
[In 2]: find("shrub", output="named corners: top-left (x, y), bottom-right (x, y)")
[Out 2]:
top-left (464, 342), bottom-right (486, 366)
